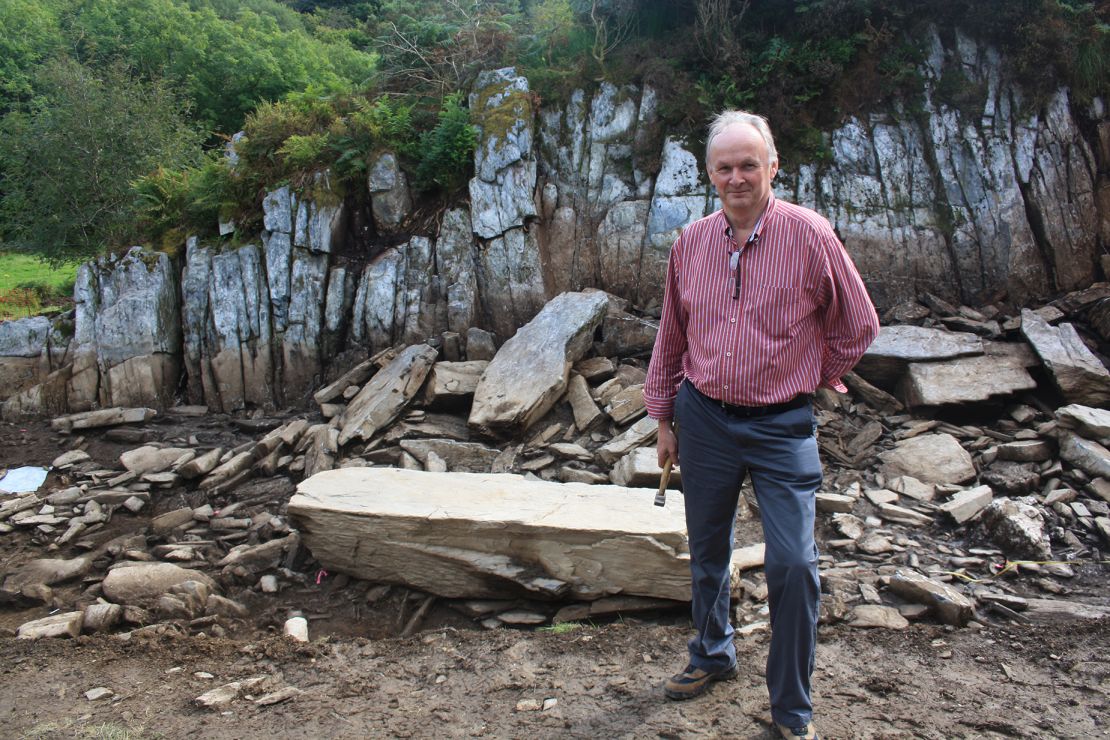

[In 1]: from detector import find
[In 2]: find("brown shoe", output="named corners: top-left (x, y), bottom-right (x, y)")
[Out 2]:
top-left (777, 722), bottom-right (818, 739)
top-left (662, 663), bottom-right (738, 700)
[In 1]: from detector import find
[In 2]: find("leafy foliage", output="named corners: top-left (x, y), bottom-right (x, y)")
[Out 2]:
top-left (0, 0), bottom-right (1104, 266)
top-left (0, 59), bottom-right (203, 263)
top-left (412, 93), bottom-right (478, 193)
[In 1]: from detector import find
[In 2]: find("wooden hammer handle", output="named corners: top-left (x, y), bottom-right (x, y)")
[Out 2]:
top-left (654, 459), bottom-right (673, 507)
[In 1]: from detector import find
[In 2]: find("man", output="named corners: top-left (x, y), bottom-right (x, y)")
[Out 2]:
top-left (643, 110), bottom-right (879, 740)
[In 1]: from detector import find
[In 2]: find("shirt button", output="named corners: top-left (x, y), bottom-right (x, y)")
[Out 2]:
top-left (730, 318), bottom-right (736, 323)
top-left (723, 384), bottom-right (729, 390)
top-left (726, 352), bottom-right (732, 357)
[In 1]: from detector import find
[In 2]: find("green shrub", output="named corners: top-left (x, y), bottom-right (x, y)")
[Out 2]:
top-left (413, 93), bottom-right (477, 193)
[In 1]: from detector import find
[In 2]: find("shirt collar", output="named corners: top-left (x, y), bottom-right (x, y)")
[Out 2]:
top-left (720, 192), bottom-right (776, 244)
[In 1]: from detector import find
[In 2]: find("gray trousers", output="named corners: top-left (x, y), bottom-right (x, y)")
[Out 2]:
top-left (676, 381), bottom-right (822, 728)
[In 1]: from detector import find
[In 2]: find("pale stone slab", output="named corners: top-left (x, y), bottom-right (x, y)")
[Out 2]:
top-left (1021, 309), bottom-right (1110, 406)
top-left (119, 446), bottom-right (194, 475)
top-left (102, 563), bottom-right (216, 607)
top-left (597, 416), bottom-right (658, 465)
top-left (338, 343), bottom-right (439, 445)
top-left (939, 485), bottom-right (993, 524)
top-left (52, 407), bottom-right (156, 432)
top-left (17, 611), bottom-right (84, 640)
top-left (1056, 404), bottom-right (1110, 445)
top-left (422, 361), bottom-right (488, 406)
top-left (610, 447), bottom-right (680, 488)
top-left (289, 467), bottom-right (713, 602)
top-left (470, 291), bottom-right (609, 435)
top-left (899, 354), bottom-right (1036, 407)
top-left (855, 326), bottom-right (983, 386)
top-left (566, 373), bottom-right (605, 433)
top-left (879, 433), bottom-right (976, 484)
top-left (849, 605), bottom-right (909, 629)
top-left (1058, 431), bottom-right (1110, 479)
top-left (876, 502), bottom-right (932, 527)
top-left (398, 438), bottom-right (500, 473)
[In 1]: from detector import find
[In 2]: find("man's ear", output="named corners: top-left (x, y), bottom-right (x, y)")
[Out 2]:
top-left (770, 161), bottom-right (780, 179)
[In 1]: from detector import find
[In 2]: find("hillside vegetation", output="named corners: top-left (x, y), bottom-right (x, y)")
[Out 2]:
top-left (0, 0), bottom-right (1106, 266)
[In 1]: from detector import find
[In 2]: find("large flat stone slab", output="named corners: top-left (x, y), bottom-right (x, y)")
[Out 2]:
top-left (899, 352), bottom-right (1037, 406)
top-left (469, 291), bottom-right (609, 435)
top-left (288, 467), bottom-right (705, 602)
top-left (854, 326), bottom-right (983, 387)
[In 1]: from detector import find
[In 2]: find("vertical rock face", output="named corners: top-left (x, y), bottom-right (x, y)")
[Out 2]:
top-left (368, 152), bottom-right (413, 232)
top-left (536, 82), bottom-right (674, 310)
top-left (782, 26), bottom-right (1099, 309)
top-left (35, 33), bottom-right (1107, 417)
top-left (69, 247), bottom-right (181, 411)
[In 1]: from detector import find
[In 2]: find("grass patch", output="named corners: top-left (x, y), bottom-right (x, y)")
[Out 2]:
top-left (0, 252), bottom-right (78, 321)
top-left (537, 621), bottom-right (583, 634)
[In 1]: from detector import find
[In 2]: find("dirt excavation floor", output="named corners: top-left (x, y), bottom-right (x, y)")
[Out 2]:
top-left (2, 416), bottom-right (1109, 739)
top-left (1, 618), bottom-right (1108, 738)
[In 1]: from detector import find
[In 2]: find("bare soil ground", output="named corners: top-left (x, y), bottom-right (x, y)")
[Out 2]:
top-left (2, 418), bottom-right (1109, 739)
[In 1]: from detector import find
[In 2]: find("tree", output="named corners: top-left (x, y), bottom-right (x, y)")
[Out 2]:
top-left (0, 59), bottom-right (203, 263)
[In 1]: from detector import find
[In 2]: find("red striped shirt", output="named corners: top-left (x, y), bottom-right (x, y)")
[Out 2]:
top-left (644, 194), bottom-right (879, 419)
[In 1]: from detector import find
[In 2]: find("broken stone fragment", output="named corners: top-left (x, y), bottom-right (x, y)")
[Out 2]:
top-left (981, 498), bottom-right (1052, 560)
top-left (51, 450), bottom-right (91, 469)
top-left (879, 433), bottom-right (976, 484)
top-left (102, 563), bottom-right (217, 608)
top-left (1055, 403), bottom-right (1110, 445)
top-left (939, 485), bottom-right (994, 524)
top-left (605, 384), bottom-right (645, 425)
top-left (996, 440), bottom-right (1054, 462)
top-left (597, 416), bottom-right (657, 465)
top-left (151, 507), bottom-right (195, 535)
top-left (194, 677), bottom-right (268, 710)
top-left (119, 446), bottom-right (194, 475)
top-left (469, 291), bottom-right (609, 436)
top-left (888, 475), bottom-right (935, 502)
top-left (51, 407), bottom-right (156, 432)
top-left (82, 602), bottom-right (123, 633)
top-left (217, 534), bottom-right (299, 574)
top-left (338, 343), bottom-right (439, 445)
top-left (177, 448), bottom-right (223, 480)
top-left (1057, 431), bottom-right (1110, 479)
top-left (816, 493), bottom-right (855, 514)
top-left (849, 605), bottom-right (909, 630)
top-left (17, 611), bottom-right (85, 639)
top-left (887, 569), bottom-right (974, 626)
top-left (565, 373), bottom-right (605, 433)
top-left (422, 361), bottom-right (488, 406)
top-left (1021, 309), bottom-right (1110, 406)
top-left (609, 447), bottom-right (677, 488)
top-left (398, 439), bottom-right (500, 473)
top-left (876, 502), bottom-right (932, 527)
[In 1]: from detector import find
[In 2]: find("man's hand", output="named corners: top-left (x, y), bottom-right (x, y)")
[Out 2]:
top-left (657, 419), bottom-right (679, 468)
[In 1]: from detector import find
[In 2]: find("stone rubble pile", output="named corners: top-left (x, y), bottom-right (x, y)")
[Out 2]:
top-left (2, 287), bottom-right (1110, 642)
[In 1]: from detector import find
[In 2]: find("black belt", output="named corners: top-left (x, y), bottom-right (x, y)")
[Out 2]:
top-left (689, 382), bottom-right (811, 418)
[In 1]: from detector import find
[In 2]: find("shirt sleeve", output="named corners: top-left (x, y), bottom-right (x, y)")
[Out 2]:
top-left (817, 230), bottom-right (880, 392)
top-left (643, 235), bottom-right (688, 420)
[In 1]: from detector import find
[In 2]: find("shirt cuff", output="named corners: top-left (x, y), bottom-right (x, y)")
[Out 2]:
top-left (643, 395), bottom-right (675, 420)
top-left (820, 376), bottom-right (848, 394)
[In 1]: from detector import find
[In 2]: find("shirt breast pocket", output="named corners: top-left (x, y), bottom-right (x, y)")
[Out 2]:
top-left (746, 285), bottom-right (808, 339)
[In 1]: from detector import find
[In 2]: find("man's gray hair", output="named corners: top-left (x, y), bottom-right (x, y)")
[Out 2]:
top-left (705, 110), bottom-right (778, 168)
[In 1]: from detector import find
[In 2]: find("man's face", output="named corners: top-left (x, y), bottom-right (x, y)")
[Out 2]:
top-left (707, 122), bottom-right (778, 220)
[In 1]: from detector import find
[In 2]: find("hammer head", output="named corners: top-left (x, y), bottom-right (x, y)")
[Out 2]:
top-left (654, 459), bottom-right (673, 507)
